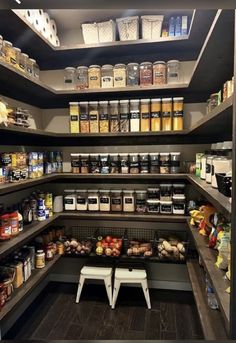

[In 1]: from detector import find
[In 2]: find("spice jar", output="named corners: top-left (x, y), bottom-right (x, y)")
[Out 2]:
top-left (111, 190), bottom-right (122, 211)
top-left (100, 154), bottom-right (110, 174)
top-left (64, 190), bottom-right (77, 210)
top-left (160, 184), bottom-right (172, 201)
top-left (150, 153), bottom-right (160, 173)
top-left (123, 190), bottom-right (135, 212)
top-left (162, 98), bottom-right (172, 131)
top-left (170, 152), bottom-right (181, 174)
top-left (89, 101), bottom-right (99, 133)
top-left (135, 190), bottom-right (147, 213)
top-left (172, 196), bottom-right (185, 215)
top-left (139, 153), bottom-right (149, 173)
top-left (88, 65), bottom-right (101, 88)
top-left (109, 100), bottom-right (120, 132)
top-left (76, 190), bottom-right (88, 211)
top-left (173, 97), bottom-right (184, 131)
top-left (140, 62), bottom-right (153, 86)
top-left (153, 61), bottom-right (167, 85)
top-left (130, 99), bottom-right (140, 132)
top-left (9, 211), bottom-right (19, 236)
top-left (79, 102), bottom-right (90, 133)
top-left (101, 64), bottom-right (113, 88)
top-left (151, 98), bottom-right (161, 131)
top-left (35, 250), bottom-right (45, 269)
top-left (76, 66), bottom-right (88, 89)
top-left (120, 100), bottom-right (130, 132)
top-left (110, 154), bottom-right (120, 173)
top-left (147, 200), bottom-right (160, 213)
top-left (167, 60), bottom-right (180, 84)
top-left (99, 190), bottom-right (111, 211)
top-left (46, 243), bottom-right (54, 261)
top-left (127, 63), bottom-right (139, 86)
top-left (80, 154), bottom-right (89, 173)
top-left (89, 154), bottom-right (100, 174)
top-left (160, 201), bottom-right (172, 214)
top-left (120, 153), bottom-right (129, 174)
top-left (129, 154), bottom-right (139, 174)
top-left (88, 190), bottom-right (99, 211)
top-left (71, 153), bottom-right (80, 173)
top-left (99, 101), bottom-right (109, 133)
top-left (160, 153), bottom-right (170, 174)
top-left (113, 64), bottom-right (126, 87)
top-left (0, 214), bottom-right (11, 241)
top-left (173, 184), bottom-right (185, 197)
top-left (140, 99), bottom-right (150, 132)
top-left (64, 67), bottom-right (76, 90)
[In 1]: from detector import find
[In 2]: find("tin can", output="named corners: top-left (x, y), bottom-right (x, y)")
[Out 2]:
top-left (37, 198), bottom-right (45, 210)
top-left (36, 250), bottom-right (45, 269)
top-left (37, 210), bottom-right (46, 221)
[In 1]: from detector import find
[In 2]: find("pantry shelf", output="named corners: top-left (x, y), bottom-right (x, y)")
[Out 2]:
top-left (0, 254), bottom-right (60, 321)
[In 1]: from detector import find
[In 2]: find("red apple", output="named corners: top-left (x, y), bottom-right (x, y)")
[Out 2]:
top-left (109, 242), bottom-right (115, 249)
top-left (112, 238), bottom-right (118, 243)
top-left (106, 236), bottom-right (112, 243)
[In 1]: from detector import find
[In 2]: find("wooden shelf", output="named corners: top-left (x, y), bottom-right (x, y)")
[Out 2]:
top-left (0, 255), bottom-right (60, 321)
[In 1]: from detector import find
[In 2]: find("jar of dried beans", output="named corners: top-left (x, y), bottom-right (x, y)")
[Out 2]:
top-left (153, 61), bottom-right (167, 85)
top-left (99, 101), bottom-right (109, 133)
top-left (109, 100), bottom-right (120, 132)
top-left (140, 62), bottom-right (152, 86)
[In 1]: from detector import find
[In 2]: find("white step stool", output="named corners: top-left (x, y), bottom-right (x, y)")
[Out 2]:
top-left (75, 266), bottom-right (113, 305)
top-left (112, 267), bottom-right (151, 309)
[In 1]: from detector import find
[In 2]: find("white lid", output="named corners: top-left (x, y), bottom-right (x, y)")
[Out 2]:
top-left (173, 97), bottom-right (184, 101)
top-left (130, 99), bottom-right (140, 103)
top-left (120, 100), bottom-right (129, 104)
top-left (70, 153), bottom-right (80, 156)
top-left (14, 47), bottom-right (21, 52)
top-left (109, 153), bottom-right (119, 156)
top-left (111, 189), bottom-right (122, 192)
top-left (160, 201), bottom-right (173, 204)
top-left (123, 189), bottom-right (134, 193)
top-left (147, 199), bottom-right (160, 204)
top-left (89, 65), bottom-right (100, 68)
top-left (114, 63), bottom-right (126, 68)
top-left (29, 58), bottom-right (36, 63)
top-left (153, 61), bottom-right (166, 64)
top-left (141, 99), bottom-right (150, 103)
top-left (151, 98), bottom-right (161, 102)
top-left (135, 190), bottom-right (147, 193)
top-left (64, 189), bottom-right (75, 193)
top-left (211, 143), bottom-right (217, 149)
top-left (99, 189), bottom-right (111, 193)
top-left (89, 101), bottom-right (98, 105)
top-left (109, 100), bottom-right (119, 104)
top-left (4, 40), bottom-right (12, 46)
top-left (172, 195), bottom-right (186, 200)
top-left (99, 101), bottom-right (108, 105)
top-left (167, 60), bottom-right (180, 64)
top-left (65, 67), bottom-right (76, 71)
top-left (173, 183), bottom-right (185, 187)
top-left (160, 183), bottom-right (172, 187)
top-left (76, 189), bottom-right (87, 192)
top-left (69, 102), bottom-right (79, 105)
top-left (160, 152), bottom-right (169, 155)
top-left (99, 153), bottom-right (109, 156)
top-left (102, 64), bottom-right (113, 68)
top-left (216, 142), bottom-right (224, 149)
top-left (77, 66), bottom-right (88, 69)
top-left (21, 53), bottom-right (29, 57)
top-left (36, 250), bottom-right (44, 254)
top-left (222, 141), bottom-right (233, 150)
top-left (162, 98), bottom-right (172, 102)
top-left (170, 152), bottom-right (181, 155)
top-left (119, 153), bottom-right (129, 156)
top-left (149, 152), bottom-right (159, 155)
top-left (148, 188), bottom-right (160, 191)
top-left (79, 101), bottom-right (88, 105)
top-left (80, 153), bottom-right (89, 156)
top-left (140, 61), bottom-right (152, 65)
top-left (88, 189), bottom-right (99, 192)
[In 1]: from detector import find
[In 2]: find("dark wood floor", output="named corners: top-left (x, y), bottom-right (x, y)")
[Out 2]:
top-left (5, 282), bottom-right (203, 340)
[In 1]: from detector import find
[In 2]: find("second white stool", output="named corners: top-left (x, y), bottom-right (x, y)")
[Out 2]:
top-left (112, 267), bottom-right (151, 309)
top-left (75, 266), bottom-right (113, 305)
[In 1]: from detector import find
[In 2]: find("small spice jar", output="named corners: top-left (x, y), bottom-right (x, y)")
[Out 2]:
top-left (127, 63), bottom-right (139, 86)
top-left (173, 97), bottom-right (184, 131)
top-left (120, 100), bottom-right (130, 132)
top-left (120, 153), bottom-right (129, 174)
top-left (130, 99), bottom-right (140, 132)
top-left (100, 154), bottom-right (110, 174)
top-left (173, 184), bottom-right (185, 197)
top-left (99, 190), bottom-right (111, 212)
top-left (129, 154), bottom-right (139, 174)
top-left (111, 190), bottom-right (122, 211)
top-left (64, 190), bottom-right (77, 210)
top-left (99, 101), bottom-right (109, 133)
top-left (35, 250), bottom-right (45, 269)
top-left (148, 187), bottom-right (160, 200)
top-left (170, 152), bottom-right (181, 174)
top-left (76, 66), bottom-right (88, 89)
top-left (76, 190), bottom-right (88, 211)
top-left (88, 190), bottom-right (99, 211)
top-left (172, 196), bottom-right (185, 215)
top-left (80, 154), bottom-right (89, 173)
top-left (123, 190), bottom-right (135, 212)
top-left (151, 98), bottom-right (161, 131)
top-left (147, 199), bottom-right (160, 213)
top-left (160, 201), bottom-right (173, 214)
top-left (88, 65), bottom-right (101, 88)
top-left (71, 153), bottom-right (80, 173)
top-left (153, 61), bottom-right (167, 85)
top-left (89, 101), bottom-right (99, 133)
top-left (135, 190), bottom-right (147, 213)
top-left (139, 153), bottom-right (149, 173)
top-left (79, 102), bottom-right (90, 133)
top-left (113, 63), bottom-right (126, 87)
top-left (109, 100), bottom-right (120, 132)
top-left (160, 153), bottom-right (170, 174)
top-left (89, 154), bottom-right (100, 174)
top-left (64, 67), bottom-right (76, 90)
top-left (167, 60), bottom-right (180, 84)
top-left (101, 64), bottom-right (113, 88)
top-left (140, 62), bottom-right (153, 86)
top-left (46, 243), bottom-right (54, 261)
top-left (149, 153), bottom-right (160, 173)
top-left (162, 98), bottom-right (172, 131)
top-left (140, 99), bottom-right (150, 132)
top-left (110, 154), bottom-right (120, 173)
top-left (160, 184), bottom-right (172, 201)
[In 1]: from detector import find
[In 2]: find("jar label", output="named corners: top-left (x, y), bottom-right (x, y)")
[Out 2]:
top-left (148, 205), bottom-right (159, 212)
top-left (88, 198), bottom-right (98, 204)
top-left (148, 192), bottom-right (160, 199)
top-left (154, 71), bottom-right (164, 78)
top-left (90, 114), bottom-right (98, 121)
top-left (169, 72), bottom-right (178, 78)
top-left (120, 113), bottom-right (129, 120)
top-left (102, 76), bottom-right (112, 83)
top-left (136, 199), bottom-right (146, 205)
top-left (173, 110), bottom-right (183, 117)
top-left (161, 191), bottom-right (172, 197)
top-left (115, 76), bottom-right (124, 81)
top-left (162, 111), bottom-right (171, 118)
top-left (206, 164), bottom-right (211, 173)
top-left (100, 197), bottom-right (109, 204)
top-left (130, 162), bottom-right (139, 168)
top-left (77, 198), bottom-right (86, 204)
top-left (81, 159), bottom-right (89, 167)
top-left (100, 113), bottom-right (108, 120)
top-left (151, 160), bottom-right (159, 167)
top-left (161, 204), bottom-right (172, 212)
top-left (125, 198), bottom-right (133, 204)
top-left (110, 114), bottom-right (119, 121)
top-left (71, 160), bottom-right (80, 167)
top-left (10, 57), bottom-right (16, 64)
top-left (19, 63), bottom-right (25, 70)
top-left (173, 204), bottom-right (185, 210)
top-left (151, 111), bottom-right (161, 118)
top-left (65, 199), bottom-right (74, 204)
top-left (70, 115), bottom-right (78, 121)
top-left (112, 198), bottom-right (121, 205)
top-left (80, 113), bottom-right (89, 121)
top-left (90, 76), bottom-right (98, 81)
top-left (130, 111), bottom-right (140, 119)
top-left (141, 113), bottom-right (150, 119)
top-left (65, 79), bottom-right (73, 83)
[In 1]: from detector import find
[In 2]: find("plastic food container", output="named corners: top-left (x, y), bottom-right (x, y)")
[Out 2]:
top-left (100, 153), bottom-right (110, 174)
top-left (160, 184), bottom-right (172, 201)
top-left (88, 65), bottom-right (101, 88)
top-left (19, 53), bottom-right (29, 74)
top-left (153, 61), bottom-right (167, 85)
top-left (27, 58), bottom-right (34, 77)
top-left (123, 190), bottom-right (135, 212)
top-left (76, 66), bottom-right (88, 89)
top-left (172, 196), bottom-right (185, 215)
top-left (173, 184), bottom-right (185, 197)
top-left (71, 153), bottom-right (80, 173)
top-left (140, 99), bottom-right (150, 132)
top-left (130, 99), bottom-right (140, 132)
top-left (99, 101), bottom-right (109, 133)
top-left (135, 190), bottom-right (147, 212)
top-left (167, 60), bottom-right (180, 84)
top-left (160, 201), bottom-right (172, 214)
top-left (170, 152), bottom-right (181, 174)
top-left (129, 154), bottom-right (139, 174)
top-left (89, 154), bottom-right (100, 174)
top-left (99, 190), bottom-right (111, 211)
top-left (120, 153), bottom-right (129, 173)
top-left (162, 98), bottom-right (172, 131)
top-left (64, 190), bottom-right (77, 210)
top-left (111, 190), bottom-right (123, 211)
top-left (141, 15), bottom-right (164, 39)
top-left (140, 62), bottom-right (153, 86)
top-left (3, 40), bottom-right (13, 64)
top-left (113, 64), bottom-right (126, 87)
top-left (173, 97), bottom-right (184, 131)
top-left (79, 101), bottom-right (89, 133)
top-left (151, 98), bottom-right (161, 131)
top-left (147, 199), bottom-right (160, 213)
top-left (116, 16), bottom-right (139, 41)
top-left (89, 101), bottom-right (99, 133)
top-left (149, 153), bottom-right (160, 173)
top-left (80, 154), bottom-right (89, 173)
top-left (101, 64), bottom-right (113, 88)
top-left (64, 67), bottom-right (76, 90)
top-left (120, 100), bottom-right (130, 132)
top-left (160, 153), bottom-right (170, 174)
top-left (110, 154), bottom-right (120, 173)
top-left (109, 100), bottom-right (120, 132)
top-left (14, 48), bottom-right (21, 70)
top-left (148, 187), bottom-right (160, 200)
top-left (127, 63), bottom-right (139, 86)
top-left (76, 190), bottom-right (88, 211)
top-left (139, 153), bottom-right (149, 174)
top-left (88, 190), bottom-right (99, 211)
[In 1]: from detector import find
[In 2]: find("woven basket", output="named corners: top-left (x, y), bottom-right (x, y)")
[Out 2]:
top-left (141, 15), bottom-right (164, 39)
top-left (82, 22), bottom-right (99, 44)
top-left (98, 20), bottom-right (116, 43)
top-left (116, 16), bottom-right (139, 41)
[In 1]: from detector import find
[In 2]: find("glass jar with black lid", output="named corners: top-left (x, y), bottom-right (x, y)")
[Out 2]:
top-left (110, 154), bottom-right (120, 173)
top-left (100, 154), bottom-right (110, 174)
top-left (89, 154), bottom-right (100, 174)
top-left (170, 152), bottom-right (181, 174)
top-left (120, 153), bottom-right (129, 174)
top-left (149, 153), bottom-right (160, 173)
top-left (129, 154), bottom-right (139, 174)
top-left (160, 184), bottom-right (172, 201)
top-left (139, 153), bottom-right (149, 173)
top-left (80, 154), bottom-right (89, 174)
top-left (135, 190), bottom-right (147, 212)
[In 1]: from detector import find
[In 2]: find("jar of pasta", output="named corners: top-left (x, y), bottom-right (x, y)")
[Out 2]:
top-left (153, 61), bottom-right (167, 85)
top-left (89, 101), bottom-right (99, 133)
top-left (130, 99), bottom-right (140, 132)
top-left (162, 98), bottom-right (172, 131)
top-left (88, 65), bottom-right (101, 88)
top-left (129, 154), bottom-right (139, 174)
top-left (76, 66), bottom-right (88, 89)
top-left (113, 64), bottom-right (126, 87)
top-left (140, 62), bottom-right (152, 86)
top-left (80, 154), bottom-right (89, 173)
top-left (120, 153), bottom-right (129, 173)
top-left (90, 154), bottom-right (101, 173)
top-left (127, 63), bottom-right (139, 86)
top-left (109, 100), bottom-right (120, 132)
top-left (120, 100), bottom-right (129, 132)
top-left (99, 101), bottom-right (109, 133)
top-left (173, 97), bottom-right (184, 131)
top-left (140, 99), bottom-right (150, 132)
top-left (79, 101), bottom-right (89, 133)
top-left (151, 98), bottom-right (161, 131)
top-left (101, 64), bottom-right (113, 88)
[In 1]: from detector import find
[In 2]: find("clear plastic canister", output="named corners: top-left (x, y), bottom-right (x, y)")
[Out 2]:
top-left (120, 100), bottom-right (130, 132)
top-left (88, 65), bottom-right (101, 88)
top-left (3, 40), bottom-right (13, 64)
top-left (89, 101), bottom-right (99, 133)
top-left (173, 97), bottom-right (184, 131)
top-left (127, 63), bottom-right (139, 86)
top-left (27, 58), bottom-right (35, 77)
top-left (167, 60), bottom-right (180, 84)
top-left (113, 63), bottom-right (126, 87)
top-left (153, 61), bottom-right (167, 85)
top-left (101, 64), bottom-right (113, 88)
top-left (79, 102), bottom-right (89, 133)
top-left (99, 101), bottom-right (109, 133)
top-left (151, 98), bottom-right (161, 131)
top-left (109, 100), bottom-right (120, 132)
top-left (140, 62), bottom-right (153, 86)
top-left (162, 98), bottom-right (172, 131)
top-left (130, 99), bottom-right (140, 132)
top-left (14, 47), bottom-right (21, 69)
top-left (140, 99), bottom-right (150, 132)
top-left (76, 66), bottom-right (88, 89)
top-left (64, 67), bottom-right (76, 90)
top-left (19, 53), bottom-right (29, 73)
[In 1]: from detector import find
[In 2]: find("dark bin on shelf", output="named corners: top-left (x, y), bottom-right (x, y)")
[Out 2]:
top-left (93, 227), bottom-right (127, 258)
top-left (125, 227), bottom-right (155, 259)
top-left (216, 173), bottom-right (232, 197)
top-left (63, 226), bottom-right (94, 257)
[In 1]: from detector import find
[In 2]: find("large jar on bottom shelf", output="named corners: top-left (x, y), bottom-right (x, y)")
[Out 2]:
top-left (109, 100), bottom-right (120, 132)
top-left (76, 190), bottom-right (88, 211)
top-left (88, 65), bottom-right (101, 88)
top-left (111, 190), bottom-right (123, 211)
top-left (135, 190), bottom-right (147, 213)
top-left (88, 190), bottom-right (99, 211)
top-left (99, 101), bottom-right (109, 133)
top-left (127, 63), bottom-right (139, 86)
top-left (79, 102), bottom-right (90, 133)
top-left (123, 190), bottom-right (135, 212)
top-left (140, 99), bottom-right (150, 132)
top-left (162, 98), bottom-right (172, 131)
top-left (113, 64), bottom-right (126, 87)
top-left (89, 101), bottom-right (99, 133)
top-left (173, 97), bottom-right (184, 131)
top-left (99, 190), bottom-right (111, 211)
top-left (120, 100), bottom-right (130, 132)
top-left (130, 100), bottom-right (140, 132)
top-left (101, 64), bottom-right (113, 88)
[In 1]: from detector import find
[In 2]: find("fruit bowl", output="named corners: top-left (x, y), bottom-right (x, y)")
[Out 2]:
top-left (93, 228), bottom-right (127, 258)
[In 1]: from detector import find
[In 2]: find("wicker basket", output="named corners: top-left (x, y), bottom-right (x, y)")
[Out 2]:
top-left (216, 173), bottom-right (232, 197)
top-left (141, 15), bottom-right (164, 39)
top-left (98, 20), bottom-right (116, 43)
top-left (116, 16), bottom-right (139, 41)
top-left (82, 22), bottom-right (99, 44)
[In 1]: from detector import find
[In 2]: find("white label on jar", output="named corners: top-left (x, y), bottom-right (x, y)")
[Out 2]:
top-left (65, 199), bottom-right (74, 204)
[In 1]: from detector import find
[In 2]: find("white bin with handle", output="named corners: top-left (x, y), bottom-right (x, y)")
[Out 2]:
top-left (116, 16), bottom-right (139, 41)
top-left (141, 15), bottom-right (164, 39)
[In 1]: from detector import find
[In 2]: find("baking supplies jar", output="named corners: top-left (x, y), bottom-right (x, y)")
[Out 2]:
top-left (64, 67), bottom-right (76, 90)
top-left (100, 154), bottom-right (110, 174)
top-left (140, 62), bottom-right (152, 86)
top-left (147, 200), bottom-right (160, 213)
top-left (111, 190), bottom-right (122, 211)
top-left (129, 154), bottom-right (139, 174)
top-left (140, 153), bottom-right (149, 173)
top-left (69, 102), bottom-right (79, 134)
top-left (113, 64), bottom-right (126, 87)
top-left (162, 98), bottom-right (172, 131)
top-left (130, 99), bottom-right (140, 132)
top-left (35, 250), bottom-right (45, 269)
top-left (160, 153), bottom-right (170, 174)
top-left (172, 196), bottom-right (185, 215)
top-left (153, 61), bottom-right (167, 85)
top-left (170, 152), bottom-right (181, 173)
top-left (71, 153), bottom-right (80, 173)
top-left (64, 190), bottom-right (76, 210)
top-left (76, 66), bottom-right (88, 89)
top-left (123, 190), bottom-right (135, 212)
top-left (89, 101), bottom-right (99, 133)
top-left (99, 190), bottom-right (111, 211)
top-left (167, 60), bottom-right (180, 83)
top-left (160, 184), bottom-right (172, 201)
top-left (173, 97), bottom-right (184, 130)
top-left (76, 190), bottom-right (88, 211)
top-left (101, 64), bottom-right (113, 88)
top-left (149, 153), bottom-right (160, 173)
top-left (173, 184), bottom-right (185, 197)
top-left (99, 101), bottom-right (109, 133)
top-left (120, 100), bottom-right (130, 132)
top-left (135, 190), bottom-right (147, 212)
top-left (120, 153), bottom-right (129, 173)
top-left (80, 154), bottom-right (89, 173)
top-left (127, 63), bottom-right (139, 86)
top-left (160, 201), bottom-right (172, 214)
top-left (110, 154), bottom-right (120, 173)
top-left (79, 102), bottom-right (90, 133)
top-left (88, 65), bottom-right (101, 88)
top-left (88, 190), bottom-right (99, 211)
top-left (148, 187), bottom-right (160, 200)
top-left (109, 100), bottom-right (120, 132)
top-left (89, 154), bottom-right (100, 173)
top-left (140, 99), bottom-right (150, 132)
top-left (151, 98), bottom-right (161, 131)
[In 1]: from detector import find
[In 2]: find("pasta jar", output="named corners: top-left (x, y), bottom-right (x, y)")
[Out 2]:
top-left (64, 67), bottom-right (76, 90)
top-left (80, 154), bottom-right (89, 173)
top-left (149, 153), bottom-right (160, 173)
top-left (99, 190), bottom-right (111, 211)
top-left (170, 152), bottom-right (181, 174)
top-left (113, 64), bottom-right (126, 87)
top-left (100, 153), bottom-right (110, 174)
top-left (109, 100), bottom-right (120, 132)
top-left (135, 190), bottom-right (147, 213)
top-left (151, 98), bottom-right (161, 131)
top-left (88, 190), bottom-right (99, 211)
top-left (120, 153), bottom-right (129, 173)
top-left (130, 99), bottom-right (140, 132)
top-left (172, 196), bottom-right (185, 215)
top-left (160, 201), bottom-right (172, 214)
top-left (19, 53), bottom-right (29, 73)
top-left (147, 200), bottom-right (160, 213)
top-left (120, 100), bottom-right (130, 132)
top-left (173, 97), bottom-right (184, 131)
top-left (101, 64), bottom-right (113, 88)
top-left (160, 184), bottom-right (172, 201)
top-left (153, 61), bottom-right (167, 85)
top-left (160, 153), bottom-right (170, 174)
top-left (110, 154), bottom-right (120, 173)
top-left (79, 102), bottom-right (89, 133)
top-left (162, 98), bottom-right (172, 131)
top-left (90, 154), bottom-right (101, 174)
top-left (167, 60), bottom-right (180, 84)
top-left (141, 99), bottom-right (150, 132)
top-left (76, 66), bottom-right (88, 89)
top-left (88, 65), bottom-right (101, 88)
top-left (123, 190), bottom-right (135, 212)
top-left (3, 41), bottom-right (14, 64)
top-left (111, 190), bottom-right (122, 211)
top-left (71, 153), bottom-right (80, 173)
top-left (148, 187), bottom-right (160, 200)
top-left (139, 153), bottom-right (149, 174)
top-left (35, 250), bottom-right (45, 269)
top-left (140, 62), bottom-right (153, 86)
top-left (99, 101), bottom-right (109, 133)
top-left (89, 101), bottom-right (99, 133)
top-left (127, 63), bottom-right (139, 86)
top-left (76, 190), bottom-right (88, 211)
top-left (129, 154), bottom-right (139, 174)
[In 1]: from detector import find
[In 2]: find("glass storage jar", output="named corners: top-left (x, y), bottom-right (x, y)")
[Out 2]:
top-left (148, 187), bottom-right (160, 200)
top-left (99, 101), bottom-right (109, 133)
top-left (80, 154), bottom-right (89, 173)
top-left (211, 155), bottom-right (232, 189)
top-left (64, 190), bottom-right (77, 211)
top-left (160, 153), bottom-right (170, 174)
top-left (173, 97), bottom-right (184, 131)
top-left (101, 64), bottom-right (113, 88)
top-left (76, 190), bottom-right (88, 211)
top-left (100, 153), bottom-right (110, 174)
top-left (139, 153), bottom-right (149, 173)
top-left (76, 66), bottom-right (88, 90)
top-left (135, 190), bottom-right (147, 213)
top-left (173, 184), bottom-right (185, 197)
top-left (0, 35), bottom-right (3, 60)
top-left (140, 62), bottom-right (153, 86)
top-left (160, 201), bottom-right (172, 214)
top-left (153, 61), bottom-right (167, 85)
top-left (151, 98), bottom-right (161, 131)
top-left (162, 98), bottom-right (172, 131)
top-left (147, 200), bottom-right (160, 213)
top-left (130, 99), bottom-right (140, 132)
top-left (113, 63), bottom-right (126, 87)
top-left (89, 101), bottom-right (99, 133)
top-left (160, 184), bottom-right (172, 201)
top-left (111, 190), bottom-right (122, 211)
top-left (71, 153), bottom-right (80, 173)
top-left (14, 48), bottom-right (21, 70)
top-left (27, 58), bottom-right (35, 77)
top-left (3, 41), bottom-right (14, 64)
top-left (64, 67), bottom-right (76, 90)
top-left (123, 190), bottom-right (135, 212)
top-left (79, 101), bottom-right (90, 133)
top-left (109, 100), bottom-right (120, 132)
top-left (170, 152), bottom-right (181, 173)
top-left (19, 52), bottom-right (28, 73)
top-left (120, 100), bottom-right (130, 132)
top-left (89, 154), bottom-right (100, 174)
top-left (110, 154), bottom-right (120, 173)
top-left (127, 63), bottom-right (139, 86)
top-left (149, 153), bottom-right (160, 173)
top-left (129, 153), bottom-right (139, 174)
top-left (141, 99), bottom-right (150, 132)
top-left (120, 153), bottom-right (129, 174)
top-left (167, 60), bottom-right (180, 84)
top-left (88, 65), bottom-right (101, 88)
top-left (88, 190), bottom-right (99, 211)
top-left (99, 190), bottom-right (111, 211)
top-left (33, 60), bottom-right (40, 79)
top-left (172, 196), bottom-right (185, 215)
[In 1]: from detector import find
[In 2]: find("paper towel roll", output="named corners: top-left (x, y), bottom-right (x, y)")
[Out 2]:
top-left (25, 9), bottom-right (36, 25)
top-left (41, 12), bottom-right (52, 40)
top-left (54, 35), bottom-right (60, 47)
top-left (50, 19), bottom-right (57, 35)
top-left (33, 9), bottom-right (44, 33)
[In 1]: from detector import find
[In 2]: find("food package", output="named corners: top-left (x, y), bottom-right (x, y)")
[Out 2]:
top-left (157, 235), bottom-right (186, 261)
top-left (215, 230), bottom-right (231, 270)
top-left (127, 240), bottom-right (153, 257)
top-left (64, 238), bottom-right (92, 256)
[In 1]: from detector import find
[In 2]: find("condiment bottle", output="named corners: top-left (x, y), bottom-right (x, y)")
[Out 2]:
top-left (9, 211), bottom-right (19, 236)
top-left (35, 250), bottom-right (45, 269)
top-left (0, 213), bottom-right (11, 241)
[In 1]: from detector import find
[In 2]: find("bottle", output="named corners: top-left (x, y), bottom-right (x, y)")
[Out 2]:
top-left (169, 17), bottom-right (175, 36)
top-left (175, 17), bottom-right (181, 36)
top-left (22, 199), bottom-right (33, 225)
top-left (13, 204), bottom-right (23, 232)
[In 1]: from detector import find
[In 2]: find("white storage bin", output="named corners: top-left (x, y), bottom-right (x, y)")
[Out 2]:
top-left (116, 16), bottom-right (139, 41)
top-left (98, 20), bottom-right (116, 43)
top-left (82, 22), bottom-right (99, 44)
top-left (141, 15), bottom-right (164, 39)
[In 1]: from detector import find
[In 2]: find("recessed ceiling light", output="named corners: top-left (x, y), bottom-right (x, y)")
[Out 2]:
top-left (15, 0), bottom-right (22, 4)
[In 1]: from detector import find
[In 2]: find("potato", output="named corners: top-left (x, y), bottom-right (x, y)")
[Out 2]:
top-left (177, 243), bottom-right (185, 254)
top-left (163, 240), bottom-right (173, 252)
top-left (127, 248), bottom-right (133, 256)
top-left (133, 247), bottom-right (140, 255)
top-left (157, 243), bottom-right (164, 252)
top-left (70, 240), bottom-right (78, 248)
top-left (144, 250), bottom-right (153, 257)
top-left (168, 236), bottom-right (179, 246)
top-left (172, 246), bottom-right (180, 259)
top-left (77, 245), bottom-right (82, 252)
top-left (161, 250), bottom-right (169, 257)
top-left (179, 253), bottom-right (185, 261)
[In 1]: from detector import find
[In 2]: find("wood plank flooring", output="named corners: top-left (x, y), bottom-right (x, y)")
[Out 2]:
top-left (4, 282), bottom-right (203, 340)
